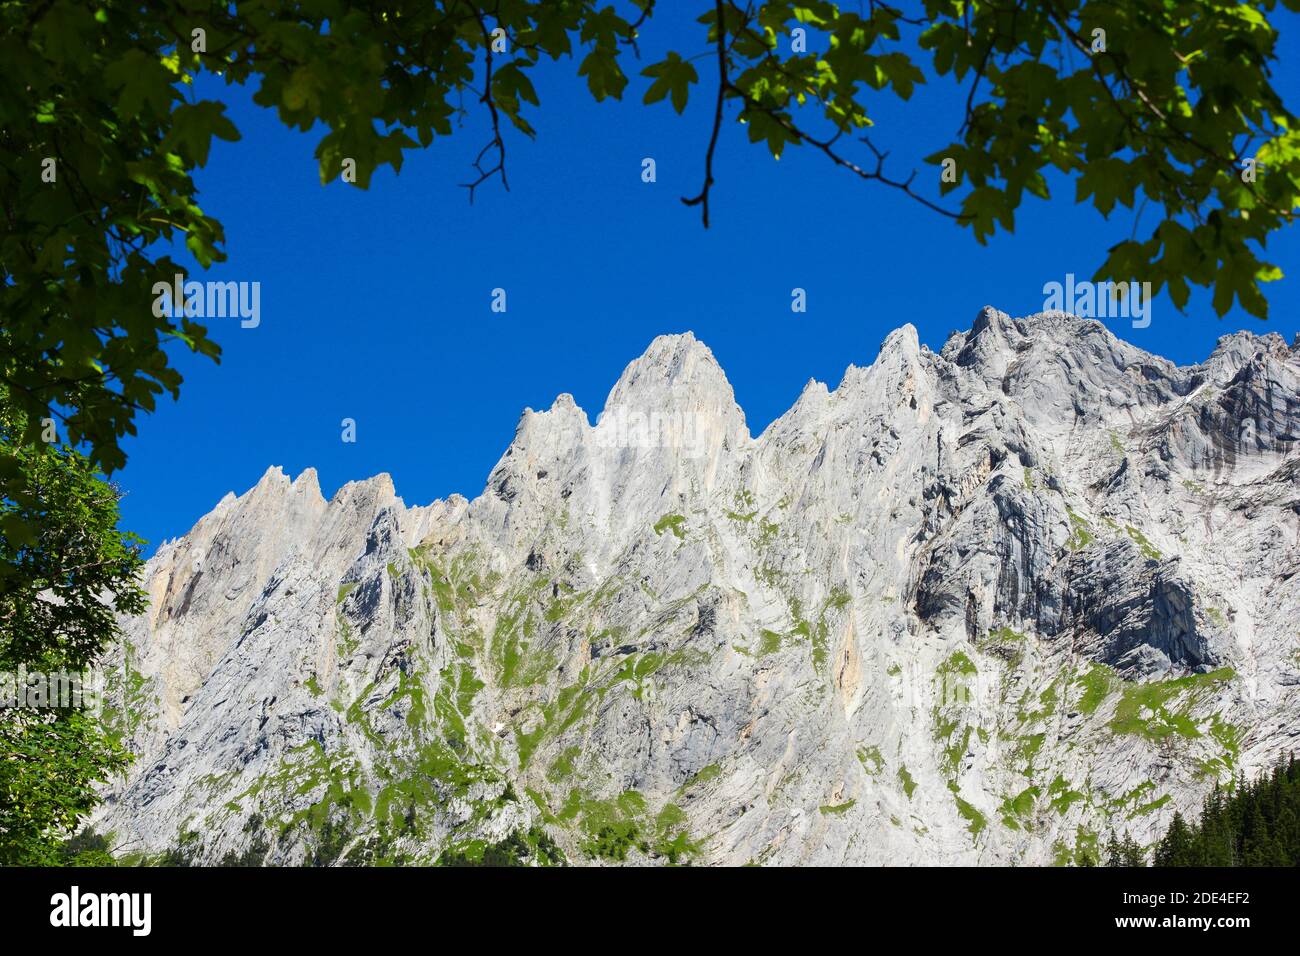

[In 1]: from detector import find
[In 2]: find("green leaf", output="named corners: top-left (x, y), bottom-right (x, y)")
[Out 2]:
top-left (578, 49), bottom-right (628, 101)
top-left (164, 102), bottom-right (242, 168)
top-left (642, 52), bottom-right (699, 114)
top-left (743, 108), bottom-right (802, 160)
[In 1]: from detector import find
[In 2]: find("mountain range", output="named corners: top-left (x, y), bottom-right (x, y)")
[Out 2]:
top-left (95, 306), bottom-right (1300, 866)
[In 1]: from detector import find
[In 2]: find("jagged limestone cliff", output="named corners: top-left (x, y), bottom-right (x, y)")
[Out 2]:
top-left (95, 307), bottom-right (1300, 865)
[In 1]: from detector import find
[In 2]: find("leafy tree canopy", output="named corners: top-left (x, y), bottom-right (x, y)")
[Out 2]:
top-left (0, 389), bottom-right (145, 864)
top-left (2, 0), bottom-right (1298, 487)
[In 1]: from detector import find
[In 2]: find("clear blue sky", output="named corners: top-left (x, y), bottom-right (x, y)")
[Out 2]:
top-left (118, 13), bottom-right (1300, 550)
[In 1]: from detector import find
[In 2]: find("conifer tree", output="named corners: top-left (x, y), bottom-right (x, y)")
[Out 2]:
top-left (1149, 755), bottom-right (1300, 867)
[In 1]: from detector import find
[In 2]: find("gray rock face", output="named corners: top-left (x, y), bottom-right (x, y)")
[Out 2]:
top-left (95, 308), bottom-right (1300, 866)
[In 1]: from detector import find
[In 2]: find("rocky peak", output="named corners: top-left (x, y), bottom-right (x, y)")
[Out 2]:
top-left (1202, 330), bottom-right (1282, 384)
top-left (942, 305), bottom-right (1024, 378)
top-left (601, 332), bottom-right (747, 435)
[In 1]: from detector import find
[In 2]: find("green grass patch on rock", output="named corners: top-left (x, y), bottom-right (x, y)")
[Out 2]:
top-left (653, 513), bottom-right (686, 540)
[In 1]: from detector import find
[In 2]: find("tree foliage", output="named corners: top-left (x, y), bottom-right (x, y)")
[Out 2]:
top-left (1149, 755), bottom-right (1300, 866)
top-left (436, 826), bottom-right (567, 866)
top-left (1103, 830), bottom-right (1147, 866)
top-left (0, 390), bottom-right (144, 865)
top-left (2, 0), bottom-right (1297, 480)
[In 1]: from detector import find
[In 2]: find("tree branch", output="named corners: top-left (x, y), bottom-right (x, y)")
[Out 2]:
top-left (682, 0), bottom-right (729, 227)
top-left (460, 5), bottom-right (509, 203)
